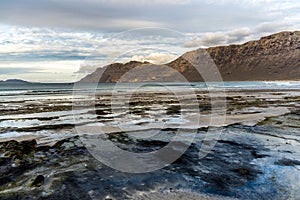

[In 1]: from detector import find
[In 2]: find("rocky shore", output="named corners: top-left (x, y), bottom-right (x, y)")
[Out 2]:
top-left (1, 112), bottom-right (300, 199)
top-left (0, 87), bottom-right (299, 199)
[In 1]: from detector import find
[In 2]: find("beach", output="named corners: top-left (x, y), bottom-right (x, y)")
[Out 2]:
top-left (0, 82), bottom-right (299, 199)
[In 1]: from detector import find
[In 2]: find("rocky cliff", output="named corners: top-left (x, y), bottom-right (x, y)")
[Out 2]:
top-left (80, 31), bottom-right (300, 82)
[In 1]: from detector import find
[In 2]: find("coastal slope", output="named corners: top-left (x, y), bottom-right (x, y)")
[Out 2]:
top-left (80, 31), bottom-right (300, 82)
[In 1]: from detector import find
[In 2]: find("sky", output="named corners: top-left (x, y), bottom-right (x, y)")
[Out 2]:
top-left (0, 0), bottom-right (300, 82)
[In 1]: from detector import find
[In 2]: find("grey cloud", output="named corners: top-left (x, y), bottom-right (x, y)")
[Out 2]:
top-left (75, 64), bottom-right (99, 74)
top-left (183, 18), bottom-right (300, 48)
top-left (0, 0), bottom-right (293, 32)
top-left (184, 28), bottom-right (252, 48)
top-left (0, 0), bottom-right (164, 31)
top-left (227, 28), bottom-right (250, 37)
top-left (0, 67), bottom-right (42, 75)
top-left (255, 22), bottom-right (289, 33)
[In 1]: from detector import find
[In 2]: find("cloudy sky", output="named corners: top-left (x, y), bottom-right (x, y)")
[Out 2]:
top-left (0, 0), bottom-right (299, 82)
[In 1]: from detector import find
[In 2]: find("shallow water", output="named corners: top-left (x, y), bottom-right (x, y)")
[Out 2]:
top-left (0, 82), bottom-right (299, 199)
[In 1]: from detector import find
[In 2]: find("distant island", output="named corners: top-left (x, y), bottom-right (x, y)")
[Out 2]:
top-left (80, 31), bottom-right (300, 83)
top-left (0, 79), bottom-right (33, 85)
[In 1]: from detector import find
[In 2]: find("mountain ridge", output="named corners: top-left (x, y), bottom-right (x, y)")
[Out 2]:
top-left (79, 31), bottom-right (300, 83)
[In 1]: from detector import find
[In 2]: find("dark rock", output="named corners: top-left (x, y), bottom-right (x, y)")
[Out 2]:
top-left (251, 150), bottom-right (269, 159)
top-left (30, 175), bottom-right (45, 187)
top-left (166, 105), bottom-right (181, 115)
top-left (0, 140), bottom-right (37, 159)
top-left (232, 167), bottom-right (251, 176)
top-left (275, 158), bottom-right (300, 166)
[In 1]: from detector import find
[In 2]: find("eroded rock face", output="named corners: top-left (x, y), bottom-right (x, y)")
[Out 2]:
top-left (205, 31), bottom-right (300, 81)
top-left (79, 31), bottom-right (300, 83)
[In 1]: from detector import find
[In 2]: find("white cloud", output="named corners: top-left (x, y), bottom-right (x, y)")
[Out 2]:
top-left (127, 53), bottom-right (178, 64)
top-left (183, 19), bottom-right (299, 48)
top-left (255, 22), bottom-right (288, 33)
top-left (184, 27), bottom-right (253, 47)
top-left (0, 60), bottom-right (82, 82)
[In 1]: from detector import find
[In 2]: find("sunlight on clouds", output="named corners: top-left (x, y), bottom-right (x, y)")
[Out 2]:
top-left (127, 53), bottom-right (178, 64)
top-left (183, 19), bottom-right (300, 48)
top-left (184, 28), bottom-right (252, 47)
top-left (0, 26), bottom-right (102, 54)
top-left (0, 25), bottom-right (189, 81)
top-left (0, 60), bottom-right (82, 82)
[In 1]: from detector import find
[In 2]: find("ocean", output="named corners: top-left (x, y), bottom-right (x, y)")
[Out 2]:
top-left (0, 81), bottom-right (299, 96)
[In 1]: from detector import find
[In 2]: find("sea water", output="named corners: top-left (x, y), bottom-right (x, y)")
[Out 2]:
top-left (0, 81), bottom-right (299, 96)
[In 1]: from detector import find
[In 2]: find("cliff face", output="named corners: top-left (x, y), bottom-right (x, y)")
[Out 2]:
top-left (80, 31), bottom-right (300, 83)
top-left (80, 61), bottom-right (148, 83)
top-left (206, 31), bottom-right (300, 81)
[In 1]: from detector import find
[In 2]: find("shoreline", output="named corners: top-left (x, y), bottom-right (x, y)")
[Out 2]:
top-left (1, 80), bottom-right (300, 85)
top-left (0, 86), bottom-right (299, 199)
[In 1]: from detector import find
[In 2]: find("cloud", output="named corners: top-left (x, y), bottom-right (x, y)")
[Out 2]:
top-left (0, 25), bottom-right (189, 82)
top-left (184, 27), bottom-right (252, 47)
top-left (75, 63), bottom-right (100, 74)
top-left (255, 22), bottom-right (288, 33)
top-left (183, 18), bottom-right (300, 48)
top-left (127, 52), bottom-right (178, 64)
top-left (0, 0), bottom-right (165, 31)
top-left (1, 0), bottom-right (299, 32)
top-left (227, 28), bottom-right (251, 40)
top-left (205, 0), bottom-right (273, 6)
top-left (86, 0), bottom-right (190, 5)
top-left (0, 60), bottom-right (82, 82)
top-left (0, 67), bottom-right (42, 75)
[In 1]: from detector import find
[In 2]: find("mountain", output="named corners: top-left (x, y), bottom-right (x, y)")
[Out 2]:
top-left (80, 31), bottom-right (300, 83)
top-left (0, 79), bottom-right (32, 85)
